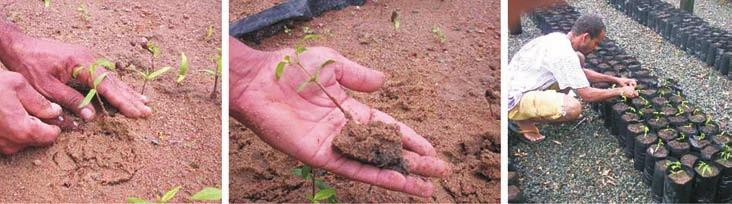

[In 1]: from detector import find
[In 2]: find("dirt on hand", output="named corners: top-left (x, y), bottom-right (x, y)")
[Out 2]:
top-left (333, 120), bottom-right (407, 174)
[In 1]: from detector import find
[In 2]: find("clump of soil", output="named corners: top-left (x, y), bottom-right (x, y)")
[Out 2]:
top-left (668, 170), bottom-right (692, 184)
top-left (333, 120), bottom-right (407, 174)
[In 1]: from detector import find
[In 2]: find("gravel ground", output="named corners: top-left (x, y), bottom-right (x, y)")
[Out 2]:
top-left (568, 0), bottom-right (732, 131)
top-left (509, 16), bottom-right (652, 203)
top-left (660, 0), bottom-right (732, 31)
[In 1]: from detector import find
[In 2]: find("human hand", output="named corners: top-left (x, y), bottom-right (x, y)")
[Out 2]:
top-left (615, 77), bottom-right (637, 87)
top-left (0, 71), bottom-right (62, 155)
top-left (618, 85), bottom-right (639, 98)
top-left (229, 37), bottom-right (451, 197)
top-left (0, 27), bottom-right (151, 121)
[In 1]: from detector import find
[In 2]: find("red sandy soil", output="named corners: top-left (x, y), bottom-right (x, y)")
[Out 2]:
top-left (229, 0), bottom-right (500, 202)
top-left (0, 1), bottom-right (221, 202)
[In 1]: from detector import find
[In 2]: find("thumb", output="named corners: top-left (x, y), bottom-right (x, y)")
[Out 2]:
top-left (334, 56), bottom-right (385, 92)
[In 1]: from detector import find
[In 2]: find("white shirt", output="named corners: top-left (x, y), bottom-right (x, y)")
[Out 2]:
top-left (507, 32), bottom-right (590, 110)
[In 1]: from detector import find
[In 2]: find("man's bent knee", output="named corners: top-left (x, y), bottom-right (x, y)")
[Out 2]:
top-left (563, 96), bottom-right (582, 120)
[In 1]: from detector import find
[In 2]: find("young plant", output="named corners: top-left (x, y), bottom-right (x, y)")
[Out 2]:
top-left (643, 126), bottom-right (650, 137)
top-left (292, 165), bottom-right (337, 203)
top-left (275, 34), bottom-right (351, 120)
top-left (73, 59), bottom-right (115, 116)
top-left (202, 48), bottom-right (222, 99)
top-left (704, 116), bottom-right (713, 126)
top-left (667, 161), bottom-right (683, 174)
top-left (431, 25), bottom-right (446, 43)
top-left (139, 39), bottom-right (167, 95)
top-left (696, 161), bottom-right (712, 177)
top-left (127, 186), bottom-right (221, 203)
top-left (44, 0), bottom-right (50, 8)
top-left (77, 3), bottom-right (91, 21)
top-left (391, 11), bottom-right (400, 29)
top-left (654, 138), bottom-right (664, 152)
top-left (698, 133), bottom-right (706, 140)
top-left (720, 145), bottom-right (731, 161)
top-left (204, 25), bottom-right (215, 41)
top-left (176, 52), bottom-right (188, 84)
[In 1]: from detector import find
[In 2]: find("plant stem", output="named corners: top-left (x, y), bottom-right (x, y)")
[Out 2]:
top-left (311, 169), bottom-right (316, 200)
top-left (141, 80), bottom-right (148, 95)
top-left (293, 60), bottom-right (352, 120)
top-left (95, 93), bottom-right (109, 116)
top-left (210, 74), bottom-right (219, 99)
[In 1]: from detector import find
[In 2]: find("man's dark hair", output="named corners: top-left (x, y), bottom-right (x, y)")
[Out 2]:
top-left (571, 14), bottom-right (606, 39)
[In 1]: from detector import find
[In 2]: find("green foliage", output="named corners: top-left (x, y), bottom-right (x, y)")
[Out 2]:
top-left (391, 11), bottom-right (400, 29)
top-left (139, 66), bottom-right (171, 81)
top-left (205, 25), bottom-right (215, 40)
top-left (697, 162), bottom-right (712, 177)
top-left (721, 145), bottom-right (731, 161)
top-left (44, 0), bottom-right (50, 8)
top-left (176, 52), bottom-right (188, 84)
top-left (190, 187), bottom-right (222, 201)
top-left (667, 161), bottom-right (683, 174)
top-left (203, 48), bottom-right (223, 77)
top-left (431, 26), bottom-right (446, 43)
top-left (292, 165), bottom-right (337, 203)
top-left (146, 40), bottom-right (161, 58)
top-left (95, 59), bottom-right (116, 71)
top-left (654, 139), bottom-right (664, 152)
top-left (126, 186), bottom-right (221, 203)
top-left (77, 60), bottom-right (111, 109)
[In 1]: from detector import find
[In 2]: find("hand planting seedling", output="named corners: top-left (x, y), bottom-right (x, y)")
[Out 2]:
top-left (72, 58), bottom-right (116, 116)
top-left (202, 48), bottom-right (222, 99)
top-left (431, 26), bottom-right (447, 43)
top-left (176, 52), bottom-right (188, 84)
top-left (274, 34), bottom-right (408, 173)
top-left (127, 186), bottom-right (221, 203)
top-left (292, 165), bottom-right (338, 203)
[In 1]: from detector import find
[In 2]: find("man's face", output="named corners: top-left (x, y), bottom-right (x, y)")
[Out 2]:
top-left (576, 31), bottom-right (605, 55)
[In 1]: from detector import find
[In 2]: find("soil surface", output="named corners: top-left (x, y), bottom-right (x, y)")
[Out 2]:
top-left (229, 0), bottom-right (499, 202)
top-left (333, 120), bottom-right (407, 174)
top-left (0, 1), bottom-right (221, 202)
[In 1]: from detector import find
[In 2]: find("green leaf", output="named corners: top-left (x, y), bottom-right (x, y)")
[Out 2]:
top-left (202, 69), bottom-right (216, 76)
top-left (303, 34), bottom-right (320, 41)
top-left (148, 66), bottom-right (171, 80)
top-left (205, 25), bottom-right (214, 40)
top-left (147, 41), bottom-right (160, 57)
top-left (126, 197), bottom-right (149, 204)
top-left (160, 186), bottom-right (181, 203)
top-left (190, 187), bottom-right (222, 201)
top-left (176, 52), bottom-right (188, 83)
top-left (44, 0), bottom-right (50, 8)
top-left (313, 188), bottom-right (336, 201)
top-left (391, 11), bottom-right (400, 29)
top-left (314, 179), bottom-right (330, 190)
top-left (291, 167), bottom-right (303, 177)
top-left (301, 165), bottom-right (312, 179)
top-left (296, 80), bottom-right (310, 92)
top-left (72, 67), bottom-right (84, 79)
top-left (275, 61), bottom-right (286, 80)
top-left (296, 47), bottom-right (307, 55)
top-left (95, 59), bottom-right (115, 71)
top-left (78, 89), bottom-right (96, 109)
top-left (93, 72), bottom-right (108, 88)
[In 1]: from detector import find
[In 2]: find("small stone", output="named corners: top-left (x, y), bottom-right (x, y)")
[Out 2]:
top-left (32, 160), bottom-right (42, 166)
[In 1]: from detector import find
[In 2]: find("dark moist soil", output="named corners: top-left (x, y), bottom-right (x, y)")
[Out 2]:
top-left (669, 171), bottom-right (692, 184)
top-left (659, 129), bottom-right (678, 142)
top-left (229, 0), bottom-right (500, 202)
top-left (0, 1), bottom-right (222, 202)
top-left (332, 120), bottom-right (407, 174)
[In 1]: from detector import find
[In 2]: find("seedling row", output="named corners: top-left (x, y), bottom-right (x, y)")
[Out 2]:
top-left (607, 0), bottom-right (732, 79)
top-left (532, 5), bottom-right (732, 203)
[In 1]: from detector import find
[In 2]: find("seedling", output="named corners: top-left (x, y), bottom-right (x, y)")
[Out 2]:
top-left (176, 52), bottom-right (188, 84)
top-left (667, 161), bottom-right (683, 174)
top-left (720, 145), bottom-right (731, 161)
top-left (202, 48), bottom-right (222, 99)
top-left (77, 3), bottom-right (91, 21)
top-left (654, 138), bottom-right (664, 152)
top-left (391, 11), bottom-right (400, 29)
top-left (696, 161), bottom-right (712, 177)
top-left (127, 186), bottom-right (221, 203)
top-left (204, 25), bottom-right (215, 41)
top-left (704, 117), bottom-right (713, 126)
top-left (679, 133), bottom-right (687, 141)
top-left (139, 39), bottom-right (168, 95)
top-left (292, 165), bottom-right (337, 203)
top-left (44, 0), bottom-right (50, 8)
top-left (431, 26), bottom-right (447, 43)
top-left (698, 133), bottom-right (706, 140)
top-left (643, 126), bottom-right (649, 137)
top-left (275, 34), bottom-right (352, 120)
top-left (73, 59), bottom-right (115, 116)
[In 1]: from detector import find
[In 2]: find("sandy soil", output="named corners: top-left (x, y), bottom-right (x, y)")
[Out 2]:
top-left (229, 0), bottom-right (500, 202)
top-left (0, 1), bottom-right (221, 202)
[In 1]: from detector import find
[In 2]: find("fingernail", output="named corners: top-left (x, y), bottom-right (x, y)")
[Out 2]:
top-left (50, 103), bottom-right (62, 113)
top-left (81, 108), bottom-right (94, 120)
top-left (143, 106), bottom-right (152, 115)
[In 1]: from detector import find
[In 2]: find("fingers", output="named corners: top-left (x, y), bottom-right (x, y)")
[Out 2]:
top-left (1, 116), bottom-right (60, 153)
top-left (333, 55), bottom-right (385, 92)
top-left (403, 150), bottom-right (452, 177)
top-left (320, 153), bottom-right (435, 197)
top-left (370, 110), bottom-right (438, 156)
top-left (24, 116), bottom-right (61, 146)
top-left (95, 74), bottom-right (152, 118)
top-left (38, 77), bottom-right (97, 121)
top-left (16, 80), bottom-right (62, 119)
